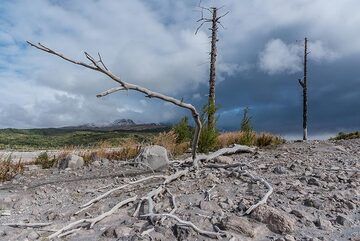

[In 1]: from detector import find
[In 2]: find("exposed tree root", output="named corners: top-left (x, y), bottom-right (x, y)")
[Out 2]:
top-left (241, 170), bottom-right (274, 215)
top-left (48, 196), bottom-right (137, 239)
top-left (193, 144), bottom-right (256, 168)
top-left (80, 175), bottom-right (165, 210)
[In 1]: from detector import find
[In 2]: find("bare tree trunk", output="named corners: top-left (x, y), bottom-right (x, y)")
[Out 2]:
top-left (208, 7), bottom-right (218, 131)
top-left (298, 37), bottom-right (308, 140)
top-left (27, 42), bottom-right (202, 159)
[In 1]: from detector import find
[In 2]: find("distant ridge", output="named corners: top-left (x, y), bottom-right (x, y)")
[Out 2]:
top-left (60, 119), bottom-right (168, 131)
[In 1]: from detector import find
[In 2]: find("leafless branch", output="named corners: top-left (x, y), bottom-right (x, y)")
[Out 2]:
top-left (27, 42), bottom-right (202, 160)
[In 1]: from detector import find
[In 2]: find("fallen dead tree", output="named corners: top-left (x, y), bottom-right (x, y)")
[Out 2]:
top-left (27, 42), bottom-right (201, 160)
top-left (26, 42), bottom-right (274, 240)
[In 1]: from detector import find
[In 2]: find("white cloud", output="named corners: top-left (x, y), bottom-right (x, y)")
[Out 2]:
top-left (259, 39), bottom-right (338, 74)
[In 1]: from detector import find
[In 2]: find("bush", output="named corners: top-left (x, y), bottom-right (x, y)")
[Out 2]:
top-left (35, 152), bottom-right (56, 169)
top-left (198, 126), bottom-right (218, 153)
top-left (217, 131), bottom-right (283, 148)
top-left (240, 107), bottom-right (252, 132)
top-left (0, 155), bottom-right (24, 182)
top-left (331, 131), bottom-right (360, 140)
top-left (172, 117), bottom-right (193, 143)
top-left (256, 133), bottom-right (285, 147)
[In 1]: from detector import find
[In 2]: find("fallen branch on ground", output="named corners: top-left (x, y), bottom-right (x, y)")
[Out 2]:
top-left (1, 222), bottom-right (52, 228)
top-left (48, 196), bottom-right (137, 239)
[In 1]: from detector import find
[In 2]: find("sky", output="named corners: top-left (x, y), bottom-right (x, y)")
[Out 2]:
top-left (0, 0), bottom-right (359, 139)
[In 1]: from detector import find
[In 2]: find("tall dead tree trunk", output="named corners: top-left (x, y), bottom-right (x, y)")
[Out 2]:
top-left (208, 7), bottom-right (218, 131)
top-left (196, 5), bottom-right (228, 132)
top-left (298, 37), bottom-right (308, 140)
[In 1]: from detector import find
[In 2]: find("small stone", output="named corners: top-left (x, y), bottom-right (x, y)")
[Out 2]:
top-left (92, 160), bottom-right (101, 167)
top-left (290, 209), bottom-right (304, 219)
top-left (303, 198), bottom-right (321, 209)
top-left (273, 165), bottom-right (287, 174)
top-left (308, 177), bottom-right (320, 186)
top-left (314, 218), bottom-right (333, 230)
top-left (335, 215), bottom-right (349, 226)
top-left (27, 231), bottom-right (39, 240)
top-left (284, 234), bottom-right (296, 241)
top-left (114, 226), bottom-right (132, 237)
top-left (214, 155), bottom-right (233, 164)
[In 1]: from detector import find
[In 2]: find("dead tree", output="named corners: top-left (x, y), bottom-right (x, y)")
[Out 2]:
top-left (27, 42), bottom-right (201, 159)
top-left (195, 4), bottom-right (229, 131)
top-left (298, 37), bottom-right (309, 140)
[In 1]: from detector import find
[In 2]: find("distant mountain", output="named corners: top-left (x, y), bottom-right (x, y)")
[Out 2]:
top-left (60, 119), bottom-right (169, 131)
top-left (112, 119), bottom-right (136, 126)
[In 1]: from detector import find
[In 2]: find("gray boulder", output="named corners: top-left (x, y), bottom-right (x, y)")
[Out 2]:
top-left (58, 154), bottom-right (84, 169)
top-left (135, 145), bottom-right (169, 171)
top-left (250, 205), bottom-right (295, 234)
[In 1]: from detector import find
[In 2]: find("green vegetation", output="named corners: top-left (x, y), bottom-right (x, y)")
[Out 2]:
top-left (238, 107), bottom-right (256, 146)
top-left (198, 104), bottom-right (219, 153)
top-left (35, 152), bottom-right (57, 169)
top-left (0, 128), bottom-right (164, 150)
top-left (331, 131), bottom-right (360, 140)
top-left (172, 117), bottom-right (193, 143)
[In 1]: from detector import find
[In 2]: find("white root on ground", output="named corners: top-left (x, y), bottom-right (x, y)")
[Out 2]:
top-left (193, 144), bottom-right (256, 167)
top-left (142, 213), bottom-right (225, 239)
top-left (81, 175), bottom-right (165, 209)
top-left (48, 196), bottom-right (137, 239)
top-left (241, 170), bottom-right (273, 215)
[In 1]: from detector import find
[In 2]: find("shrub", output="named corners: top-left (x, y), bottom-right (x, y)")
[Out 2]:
top-left (238, 131), bottom-right (256, 146)
top-left (198, 126), bottom-right (218, 153)
top-left (197, 103), bottom-right (219, 153)
top-left (256, 133), bottom-right (285, 147)
top-left (0, 155), bottom-right (24, 182)
top-left (217, 131), bottom-right (283, 148)
top-left (172, 116), bottom-right (193, 143)
top-left (35, 152), bottom-right (56, 169)
top-left (240, 107), bottom-right (252, 132)
top-left (331, 131), bottom-right (360, 140)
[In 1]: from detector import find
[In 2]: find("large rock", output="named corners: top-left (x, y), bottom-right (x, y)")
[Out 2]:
top-left (250, 205), bottom-right (295, 234)
top-left (221, 216), bottom-right (266, 238)
top-left (57, 154), bottom-right (84, 169)
top-left (135, 145), bottom-right (169, 171)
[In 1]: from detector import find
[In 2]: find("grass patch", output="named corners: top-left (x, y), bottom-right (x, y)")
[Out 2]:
top-left (217, 131), bottom-right (284, 148)
top-left (331, 131), bottom-right (360, 140)
top-left (0, 155), bottom-right (24, 182)
top-left (0, 128), bottom-right (161, 150)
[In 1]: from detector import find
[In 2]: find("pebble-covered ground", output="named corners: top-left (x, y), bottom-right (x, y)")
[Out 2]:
top-left (0, 139), bottom-right (359, 241)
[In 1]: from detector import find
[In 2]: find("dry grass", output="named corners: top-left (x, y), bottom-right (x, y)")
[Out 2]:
top-left (81, 138), bottom-right (141, 164)
top-left (0, 155), bottom-right (24, 182)
top-left (152, 131), bottom-right (190, 156)
top-left (217, 131), bottom-right (284, 148)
